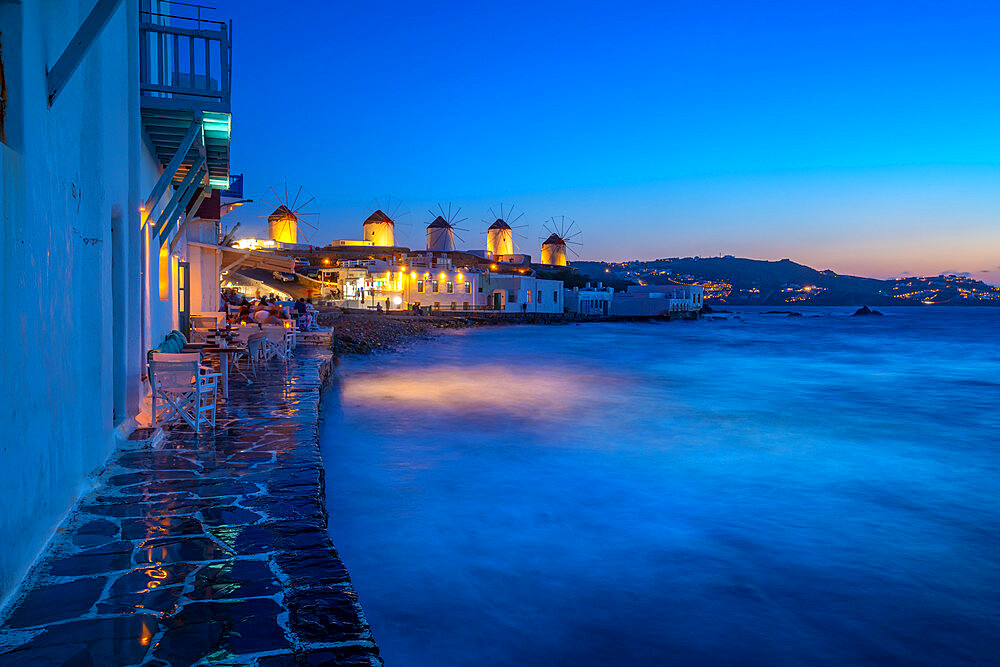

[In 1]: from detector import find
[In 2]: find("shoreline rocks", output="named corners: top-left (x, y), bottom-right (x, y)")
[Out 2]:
top-left (317, 312), bottom-right (512, 355)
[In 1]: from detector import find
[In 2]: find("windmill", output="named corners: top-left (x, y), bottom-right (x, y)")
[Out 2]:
top-left (364, 195), bottom-right (409, 247)
top-left (483, 203), bottom-right (527, 257)
top-left (425, 203), bottom-right (468, 251)
top-left (539, 216), bottom-right (582, 266)
top-left (260, 183), bottom-right (318, 244)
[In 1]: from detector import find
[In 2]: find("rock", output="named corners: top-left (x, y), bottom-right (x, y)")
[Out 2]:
top-left (851, 305), bottom-right (883, 316)
top-left (787, 312), bottom-right (803, 317)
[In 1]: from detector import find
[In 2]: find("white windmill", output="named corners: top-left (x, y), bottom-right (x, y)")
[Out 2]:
top-left (540, 216), bottom-right (582, 266)
top-left (363, 196), bottom-right (408, 247)
top-left (260, 183), bottom-right (318, 244)
top-left (425, 203), bottom-right (468, 251)
top-left (484, 203), bottom-right (526, 258)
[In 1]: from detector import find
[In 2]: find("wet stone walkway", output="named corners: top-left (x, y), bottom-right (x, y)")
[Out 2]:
top-left (0, 348), bottom-right (382, 666)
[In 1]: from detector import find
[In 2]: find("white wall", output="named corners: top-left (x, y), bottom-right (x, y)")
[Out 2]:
top-left (0, 1), bottom-right (166, 602)
top-left (480, 275), bottom-right (564, 313)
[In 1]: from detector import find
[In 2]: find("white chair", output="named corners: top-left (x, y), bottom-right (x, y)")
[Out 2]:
top-left (149, 352), bottom-right (220, 431)
top-left (260, 325), bottom-right (290, 363)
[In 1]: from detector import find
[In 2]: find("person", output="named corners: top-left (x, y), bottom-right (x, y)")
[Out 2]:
top-left (293, 297), bottom-right (308, 316)
top-left (376, 303), bottom-right (383, 313)
top-left (240, 296), bottom-right (251, 307)
top-left (385, 298), bottom-right (390, 312)
top-left (237, 304), bottom-right (251, 324)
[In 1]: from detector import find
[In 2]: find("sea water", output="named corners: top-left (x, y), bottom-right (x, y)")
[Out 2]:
top-left (319, 307), bottom-right (1000, 665)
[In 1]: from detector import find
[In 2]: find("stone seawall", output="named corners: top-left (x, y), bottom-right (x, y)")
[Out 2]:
top-left (0, 348), bottom-right (382, 666)
top-left (320, 311), bottom-right (564, 355)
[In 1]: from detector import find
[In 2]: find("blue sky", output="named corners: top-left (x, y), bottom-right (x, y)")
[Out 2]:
top-left (219, 0), bottom-right (1000, 283)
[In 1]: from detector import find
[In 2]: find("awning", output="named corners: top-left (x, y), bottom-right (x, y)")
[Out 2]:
top-left (189, 241), bottom-right (296, 273)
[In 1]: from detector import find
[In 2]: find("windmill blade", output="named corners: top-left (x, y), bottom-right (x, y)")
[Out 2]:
top-left (290, 185), bottom-right (303, 210)
top-left (284, 182), bottom-right (289, 206)
top-left (453, 230), bottom-right (466, 244)
top-left (299, 218), bottom-right (319, 230)
top-left (294, 196), bottom-right (316, 212)
top-left (509, 211), bottom-right (525, 224)
top-left (567, 246), bottom-right (580, 258)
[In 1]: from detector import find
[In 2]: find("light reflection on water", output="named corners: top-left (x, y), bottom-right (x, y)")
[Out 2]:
top-left (321, 307), bottom-right (1000, 665)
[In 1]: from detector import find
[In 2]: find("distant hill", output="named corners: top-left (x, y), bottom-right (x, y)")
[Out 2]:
top-left (572, 257), bottom-right (1000, 306)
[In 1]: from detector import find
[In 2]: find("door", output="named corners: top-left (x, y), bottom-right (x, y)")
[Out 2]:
top-left (177, 261), bottom-right (191, 337)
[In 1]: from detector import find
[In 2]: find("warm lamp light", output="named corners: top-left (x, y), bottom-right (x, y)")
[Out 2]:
top-left (439, 272), bottom-right (446, 280)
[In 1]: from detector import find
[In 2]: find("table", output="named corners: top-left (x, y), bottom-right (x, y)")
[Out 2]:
top-left (202, 345), bottom-right (246, 399)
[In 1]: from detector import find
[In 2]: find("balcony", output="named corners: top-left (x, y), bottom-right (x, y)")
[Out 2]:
top-left (140, 3), bottom-right (232, 190)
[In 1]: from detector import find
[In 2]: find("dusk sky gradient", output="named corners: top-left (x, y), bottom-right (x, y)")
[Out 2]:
top-left (219, 0), bottom-right (1000, 283)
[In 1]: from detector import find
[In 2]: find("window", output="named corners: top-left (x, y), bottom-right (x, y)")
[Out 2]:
top-left (434, 301), bottom-right (441, 309)
top-left (553, 291), bottom-right (558, 303)
top-left (463, 302), bottom-right (470, 310)
top-left (527, 290), bottom-right (532, 304)
top-left (447, 281), bottom-right (454, 294)
top-left (432, 280), bottom-right (439, 293)
top-left (158, 245), bottom-right (170, 301)
top-left (417, 280), bottom-right (424, 293)
top-left (465, 282), bottom-right (472, 294)
top-left (508, 290), bottom-right (517, 303)
top-left (450, 302), bottom-right (456, 310)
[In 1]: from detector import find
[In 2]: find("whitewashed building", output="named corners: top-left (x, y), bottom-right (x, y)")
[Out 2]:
top-left (565, 284), bottom-right (615, 316)
top-left (478, 273), bottom-right (564, 313)
top-left (0, 0), bottom-right (286, 602)
top-left (610, 283), bottom-right (705, 316)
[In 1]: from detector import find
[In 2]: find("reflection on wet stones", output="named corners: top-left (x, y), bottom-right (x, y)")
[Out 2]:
top-left (0, 350), bottom-right (382, 665)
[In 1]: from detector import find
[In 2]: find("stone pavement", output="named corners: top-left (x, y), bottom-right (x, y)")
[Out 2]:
top-left (0, 348), bottom-right (382, 666)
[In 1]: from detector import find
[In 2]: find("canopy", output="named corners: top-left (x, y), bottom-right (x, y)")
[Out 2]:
top-left (189, 241), bottom-right (296, 273)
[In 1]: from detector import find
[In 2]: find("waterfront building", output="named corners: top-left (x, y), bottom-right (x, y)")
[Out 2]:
top-left (610, 283), bottom-right (704, 316)
top-left (0, 1), bottom-right (288, 602)
top-left (479, 273), bottom-right (565, 313)
top-left (396, 253), bottom-right (482, 311)
top-left (565, 284), bottom-right (614, 316)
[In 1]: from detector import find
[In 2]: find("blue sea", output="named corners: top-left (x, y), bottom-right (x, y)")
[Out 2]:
top-left (320, 307), bottom-right (1000, 665)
